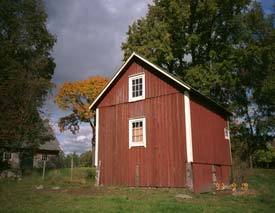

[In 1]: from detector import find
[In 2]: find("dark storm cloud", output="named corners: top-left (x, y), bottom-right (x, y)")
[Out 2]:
top-left (44, 0), bottom-right (151, 86)
top-left (43, 0), bottom-right (151, 154)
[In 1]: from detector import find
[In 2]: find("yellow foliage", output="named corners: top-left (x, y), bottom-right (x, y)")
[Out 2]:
top-left (55, 76), bottom-right (109, 121)
top-left (231, 182), bottom-right (237, 192)
top-left (215, 182), bottom-right (225, 191)
top-left (241, 183), bottom-right (249, 191)
top-left (215, 183), bottom-right (220, 191)
top-left (220, 183), bottom-right (225, 190)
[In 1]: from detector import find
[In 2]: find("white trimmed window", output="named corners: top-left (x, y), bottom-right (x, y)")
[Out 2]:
top-left (42, 154), bottom-right (48, 161)
top-left (129, 117), bottom-right (146, 148)
top-left (3, 152), bottom-right (11, 161)
top-left (224, 127), bottom-right (230, 140)
top-left (129, 73), bottom-right (145, 102)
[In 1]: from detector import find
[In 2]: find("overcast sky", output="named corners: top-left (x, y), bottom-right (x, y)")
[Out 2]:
top-left (43, 0), bottom-right (274, 155)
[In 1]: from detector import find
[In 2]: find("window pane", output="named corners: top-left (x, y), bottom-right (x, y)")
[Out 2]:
top-left (139, 78), bottom-right (142, 84)
top-left (132, 121), bottom-right (144, 143)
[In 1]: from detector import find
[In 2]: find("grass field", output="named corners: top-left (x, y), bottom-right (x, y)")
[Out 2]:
top-left (0, 168), bottom-right (275, 212)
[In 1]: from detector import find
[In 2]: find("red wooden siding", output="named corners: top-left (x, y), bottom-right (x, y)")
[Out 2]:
top-left (190, 97), bottom-right (231, 192)
top-left (190, 97), bottom-right (231, 165)
top-left (98, 61), bottom-right (187, 187)
top-left (192, 164), bottom-right (213, 192)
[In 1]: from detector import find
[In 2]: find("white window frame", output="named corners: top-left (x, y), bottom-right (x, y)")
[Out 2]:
top-left (224, 127), bottom-right (230, 140)
top-left (128, 73), bottom-right (145, 102)
top-left (42, 154), bottom-right (48, 161)
top-left (3, 152), bottom-right (11, 161)
top-left (129, 117), bottom-right (146, 148)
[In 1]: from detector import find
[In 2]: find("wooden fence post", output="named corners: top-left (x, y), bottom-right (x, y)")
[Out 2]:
top-left (70, 156), bottom-right (74, 182)
top-left (42, 160), bottom-right (46, 180)
top-left (95, 160), bottom-right (101, 186)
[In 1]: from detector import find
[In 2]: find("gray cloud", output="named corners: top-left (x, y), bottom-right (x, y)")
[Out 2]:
top-left (45, 0), bottom-right (150, 85)
top-left (43, 0), bottom-right (151, 154)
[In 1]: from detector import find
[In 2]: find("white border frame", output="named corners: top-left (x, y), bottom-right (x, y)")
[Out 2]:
top-left (95, 108), bottom-right (99, 166)
top-left (128, 73), bottom-right (145, 102)
top-left (3, 152), bottom-right (12, 161)
top-left (129, 117), bottom-right (146, 148)
top-left (184, 91), bottom-right (193, 162)
top-left (227, 120), bottom-right (232, 164)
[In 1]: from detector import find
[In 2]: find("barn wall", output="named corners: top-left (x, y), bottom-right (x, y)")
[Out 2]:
top-left (190, 97), bottom-right (231, 165)
top-left (190, 96), bottom-right (231, 192)
top-left (98, 62), bottom-right (187, 187)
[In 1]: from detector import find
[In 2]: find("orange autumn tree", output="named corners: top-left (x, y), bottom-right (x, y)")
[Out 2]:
top-left (55, 76), bottom-right (109, 161)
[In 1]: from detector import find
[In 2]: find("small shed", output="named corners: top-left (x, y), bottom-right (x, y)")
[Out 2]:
top-left (90, 53), bottom-right (232, 193)
top-left (2, 120), bottom-right (61, 169)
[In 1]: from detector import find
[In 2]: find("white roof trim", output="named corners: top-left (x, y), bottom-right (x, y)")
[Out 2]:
top-left (134, 53), bottom-right (190, 90)
top-left (89, 52), bottom-right (190, 109)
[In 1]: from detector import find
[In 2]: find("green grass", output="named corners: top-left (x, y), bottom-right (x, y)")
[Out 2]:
top-left (0, 168), bottom-right (275, 212)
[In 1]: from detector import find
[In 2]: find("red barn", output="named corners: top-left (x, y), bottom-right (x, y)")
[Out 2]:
top-left (90, 53), bottom-right (232, 193)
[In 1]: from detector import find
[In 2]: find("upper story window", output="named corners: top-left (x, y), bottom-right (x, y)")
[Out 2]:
top-left (129, 117), bottom-right (146, 148)
top-left (3, 152), bottom-right (11, 161)
top-left (129, 73), bottom-right (145, 102)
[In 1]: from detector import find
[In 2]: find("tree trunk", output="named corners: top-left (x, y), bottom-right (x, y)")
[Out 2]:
top-left (89, 119), bottom-right (96, 166)
top-left (249, 155), bottom-right (253, 169)
top-left (92, 144), bottom-right (95, 167)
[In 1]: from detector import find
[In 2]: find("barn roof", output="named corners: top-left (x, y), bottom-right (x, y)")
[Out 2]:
top-left (89, 52), bottom-right (231, 116)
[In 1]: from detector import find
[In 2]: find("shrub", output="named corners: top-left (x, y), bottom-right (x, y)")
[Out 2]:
top-left (0, 160), bottom-right (10, 172)
top-left (84, 168), bottom-right (96, 180)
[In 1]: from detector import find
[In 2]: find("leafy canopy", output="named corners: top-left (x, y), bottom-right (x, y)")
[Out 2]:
top-left (0, 0), bottom-right (56, 150)
top-left (55, 76), bottom-right (109, 144)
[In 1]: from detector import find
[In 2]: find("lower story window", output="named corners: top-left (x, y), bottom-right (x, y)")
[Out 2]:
top-left (129, 117), bottom-right (146, 148)
top-left (42, 154), bottom-right (48, 161)
top-left (3, 152), bottom-right (11, 161)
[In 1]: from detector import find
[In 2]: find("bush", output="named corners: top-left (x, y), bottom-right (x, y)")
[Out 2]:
top-left (84, 168), bottom-right (96, 180)
top-left (0, 160), bottom-right (10, 172)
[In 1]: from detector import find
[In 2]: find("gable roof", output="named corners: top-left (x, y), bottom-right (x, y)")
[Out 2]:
top-left (39, 139), bottom-right (60, 152)
top-left (89, 52), bottom-right (231, 116)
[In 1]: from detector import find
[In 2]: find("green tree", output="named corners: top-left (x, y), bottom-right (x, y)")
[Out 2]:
top-left (0, 0), bottom-right (56, 151)
top-left (254, 144), bottom-right (275, 168)
top-left (66, 152), bottom-right (80, 168)
top-left (122, 0), bottom-right (275, 163)
top-left (79, 151), bottom-right (93, 167)
top-left (122, 0), bottom-right (251, 103)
